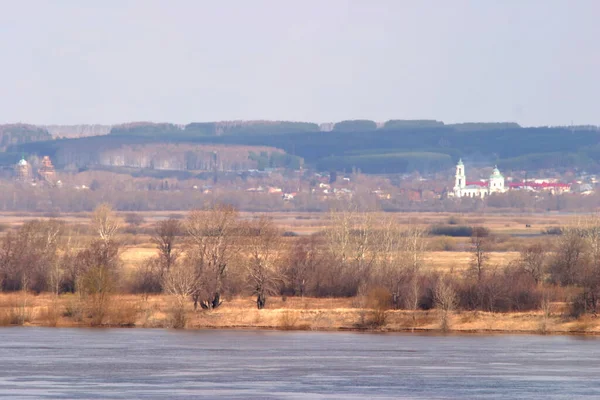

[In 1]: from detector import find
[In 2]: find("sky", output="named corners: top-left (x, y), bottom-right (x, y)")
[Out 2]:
top-left (0, 0), bottom-right (598, 126)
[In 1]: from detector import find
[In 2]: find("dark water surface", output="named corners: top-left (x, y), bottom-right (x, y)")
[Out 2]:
top-left (0, 328), bottom-right (599, 399)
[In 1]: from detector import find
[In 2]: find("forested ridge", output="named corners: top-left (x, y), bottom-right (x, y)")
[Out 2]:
top-left (7, 120), bottom-right (600, 174)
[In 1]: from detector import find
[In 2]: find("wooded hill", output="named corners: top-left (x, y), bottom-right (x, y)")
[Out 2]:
top-left (8, 120), bottom-right (600, 174)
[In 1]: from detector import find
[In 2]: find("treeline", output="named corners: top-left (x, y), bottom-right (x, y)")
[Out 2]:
top-left (9, 118), bottom-right (600, 175)
top-left (13, 120), bottom-right (600, 175)
top-left (1, 205), bottom-right (599, 328)
top-left (0, 124), bottom-right (52, 151)
top-left (109, 121), bottom-right (321, 137)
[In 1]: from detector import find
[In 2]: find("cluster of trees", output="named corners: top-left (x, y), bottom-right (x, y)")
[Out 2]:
top-left (0, 124), bottom-right (52, 150)
top-left (109, 121), bottom-right (321, 138)
top-left (1, 204), bottom-right (600, 328)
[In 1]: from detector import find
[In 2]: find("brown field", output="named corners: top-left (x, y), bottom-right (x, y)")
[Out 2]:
top-left (0, 210), bottom-right (571, 276)
top-left (0, 210), bottom-right (576, 233)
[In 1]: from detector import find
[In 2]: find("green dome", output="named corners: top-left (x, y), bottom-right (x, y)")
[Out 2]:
top-left (490, 166), bottom-right (504, 179)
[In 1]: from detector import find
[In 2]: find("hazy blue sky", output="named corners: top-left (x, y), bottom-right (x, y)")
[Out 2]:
top-left (0, 1), bottom-right (598, 126)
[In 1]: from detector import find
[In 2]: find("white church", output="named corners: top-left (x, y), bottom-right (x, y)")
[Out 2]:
top-left (450, 159), bottom-right (506, 198)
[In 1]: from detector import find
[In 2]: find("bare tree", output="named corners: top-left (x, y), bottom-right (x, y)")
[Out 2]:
top-left (519, 243), bottom-right (546, 285)
top-left (324, 205), bottom-right (376, 296)
top-left (470, 227), bottom-right (490, 282)
top-left (92, 203), bottom-right (120, 243)
top-left (0, 219), bottom-right (63, 293)
top-left (185, 204), bottom-right (239, 310)
top-left (163, 261), bottom-right (199, 309)
top-left (576, 215), bottom-right (600, 314)
top-left (549, 227), bottom-right (587, 286)
top-left (283, 235), bottom-right (322, 297)
top-left (246, 216), bottom-right (284, 309)
top-left (375, 217), bottom-right (404, 307)
top-left (402, 224), bottom-right (427, 322)
top-left (161, 260), bottom-right (198, 328)
top-left (434, 275), bottom-right (457, 332)
top-left (151, 218), bottom-right (181, 278)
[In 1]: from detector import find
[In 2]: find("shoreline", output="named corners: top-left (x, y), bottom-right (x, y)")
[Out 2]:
top-left (11, 323), bottom-right (600, 337)
top-left (2, 293), bottom-right (599, 337)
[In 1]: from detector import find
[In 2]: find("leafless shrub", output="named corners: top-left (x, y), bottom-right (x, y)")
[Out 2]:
top-left (129, 258), bottom-right (163, 296)
top-left (107, 299), bottom-right (140, 327)
top-left (124, 213), bottom-right (145, 227)
top-left (435, 275), bottom-right (457, 332)
top-left (40, 301), bottom-right (60, 327)
top-left (7, 292), bottom-right (34, 325)
top-left (367, 287), bottom-right (391, 328)
top-left (167, 301), bottom-right (188, 329)
top-left (278, 311), bottom-right (299, 330)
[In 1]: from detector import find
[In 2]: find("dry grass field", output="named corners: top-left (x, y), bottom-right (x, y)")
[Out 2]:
top-left (0, 209), bottom-right (571, 278)
top-left (0, 210), bottom-right (589, 334)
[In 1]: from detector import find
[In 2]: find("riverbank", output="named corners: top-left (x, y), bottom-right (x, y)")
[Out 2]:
top-left (1, 293), bottom-right (599, 335)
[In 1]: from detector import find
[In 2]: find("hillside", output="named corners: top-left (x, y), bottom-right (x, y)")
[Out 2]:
top-left (8, 120), bottom-right (600, 174)
top-left (43, 124), bottom-right (112, 138)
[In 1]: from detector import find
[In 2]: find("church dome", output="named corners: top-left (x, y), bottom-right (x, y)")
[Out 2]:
top-left (18, 158), bottom-right (28, 166)
top-left (490, 166), bottom-right (503, 179)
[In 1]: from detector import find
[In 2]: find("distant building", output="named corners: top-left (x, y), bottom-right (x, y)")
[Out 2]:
top-left (282, 192), bottom-right (296, 201)
top-left (37, 156), bottom-right (56, 182)
top-left (15, 157), bottom-right (30, 181)
top-left (508, 181), bottom-right (571, 195)
top-left (450, 159), bottom-right (506, 198)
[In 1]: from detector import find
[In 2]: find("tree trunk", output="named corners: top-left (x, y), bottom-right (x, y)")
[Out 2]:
top-left (256, 292), bottom-right (266, 309)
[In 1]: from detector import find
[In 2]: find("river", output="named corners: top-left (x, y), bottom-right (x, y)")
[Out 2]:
top-left (0, 328), bottom-right (598, 399)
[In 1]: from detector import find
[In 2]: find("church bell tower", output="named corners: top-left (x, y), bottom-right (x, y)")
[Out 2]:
top-left (454, 158), bottom-right (466, 194)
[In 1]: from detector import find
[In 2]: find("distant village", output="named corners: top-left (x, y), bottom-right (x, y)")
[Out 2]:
top-left (6, 155), bottom-right (597, 210)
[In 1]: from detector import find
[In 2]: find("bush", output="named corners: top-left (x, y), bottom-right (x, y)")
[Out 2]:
top-left (358, 288), bottom-right (391, 328)
top-left (107, 299), bottom-right (140, 327)
top-left (128, 260), bottom-right (163, 295)
top-left (446, 216), bottom-right (464, 225)
top-left (168, 305), bottom-right (187, 329)
top-left (124, 213), bottom-right (145, 227)
top-left (278, 311), bottom-right (299, 330)
top-left (429, 225), bottom-right (474, 237)
top-left (542, 226), bottom-right (563, 235)
top-left (7, 294), bottom-right (34, 325)
top-left (40, 302), bottom-right (60, 327)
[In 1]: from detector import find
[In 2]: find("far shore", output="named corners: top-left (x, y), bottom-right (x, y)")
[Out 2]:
top-left (2, 293), bottom-right (599, 336)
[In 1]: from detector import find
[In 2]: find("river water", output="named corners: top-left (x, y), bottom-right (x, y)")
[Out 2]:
top-left (0, 328), bottom-right (598, 399)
